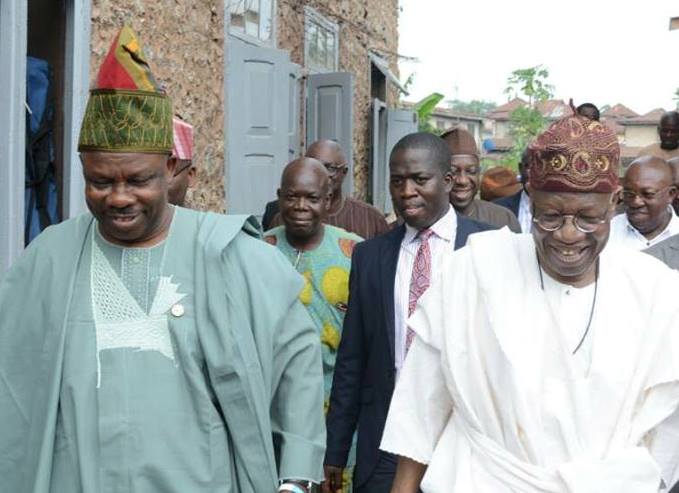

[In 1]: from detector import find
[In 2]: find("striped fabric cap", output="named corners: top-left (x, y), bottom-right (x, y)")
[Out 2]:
top-left (172, 118), bottom-right (194, 160)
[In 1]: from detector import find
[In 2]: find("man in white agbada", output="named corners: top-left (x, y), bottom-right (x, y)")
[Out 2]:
top-left (380, 114), bottom-right (679, 493)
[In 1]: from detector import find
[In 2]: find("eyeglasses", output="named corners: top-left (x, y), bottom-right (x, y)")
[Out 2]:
top-left (532, 212), bottom-right (608, 233)
top-left (621, 187), bottom-right (673, 202)
top-left (322, 162), bottom-right (347, 176)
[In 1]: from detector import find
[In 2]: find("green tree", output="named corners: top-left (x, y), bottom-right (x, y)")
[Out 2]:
top-left (446, 99), bottom-right (497, 115)
top-left (502, 65), bottom-right (554, 170)
top-left (674, 88), bottom-right (679, 110)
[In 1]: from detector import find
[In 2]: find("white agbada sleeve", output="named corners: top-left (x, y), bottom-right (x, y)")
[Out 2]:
top-left (380, 335), bottom-right (453, 464)
top-left (380, 249), bottom-right (466, 464)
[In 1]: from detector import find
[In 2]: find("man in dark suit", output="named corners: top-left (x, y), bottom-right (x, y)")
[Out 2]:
top-left (323, 133), bottom-right (493, 493)
top-left (494, 148), bottom-right (531, 232)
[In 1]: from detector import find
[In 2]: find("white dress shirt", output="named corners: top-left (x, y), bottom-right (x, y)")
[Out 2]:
top-left (518, 190), bottom-right (532, 233)
top-left (394, 205), bottom-right (457, 375)
top-left (609, 208), bottom-right (679, 250)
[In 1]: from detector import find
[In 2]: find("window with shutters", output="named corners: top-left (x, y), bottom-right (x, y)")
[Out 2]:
top-left (304, 7), bottom-right (339, 73)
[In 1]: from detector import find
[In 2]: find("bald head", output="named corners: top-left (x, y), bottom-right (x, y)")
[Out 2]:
top-left (625, 155), bottom-right (673, 185)
top-left (305, 140), bottom-right (347, 196)
top-left (668, 157), bottom-right (679, 214)
top-left (623, 155), bottom-right (676, 237)
top-left (659, 111), bottom-right (679, 150)
top-left (280, 157), bottom-right (330, 192)
top-left (278, 157), bottom-right (331, 245)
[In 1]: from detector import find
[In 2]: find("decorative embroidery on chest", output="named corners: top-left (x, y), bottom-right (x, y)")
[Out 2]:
top-left (91, 239), bottom-right (186, 387)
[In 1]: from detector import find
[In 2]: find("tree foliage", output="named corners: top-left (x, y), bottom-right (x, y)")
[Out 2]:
top-left (445, 99), bottom-right (497, 116)
top-left (502, 65), bottom-right (554, 170)
top-left (674, 88), bottom-right (679, 110)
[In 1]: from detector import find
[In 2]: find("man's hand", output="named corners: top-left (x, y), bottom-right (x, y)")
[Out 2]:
top-left (321, 465), bottom-right (344, 493)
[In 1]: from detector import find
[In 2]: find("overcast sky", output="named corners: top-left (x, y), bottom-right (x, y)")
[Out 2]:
top-left (398, 0), bottom-right (677, 114)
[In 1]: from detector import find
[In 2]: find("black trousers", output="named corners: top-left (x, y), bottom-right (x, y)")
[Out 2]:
top-left (354, 452), bottom-right (423, 493)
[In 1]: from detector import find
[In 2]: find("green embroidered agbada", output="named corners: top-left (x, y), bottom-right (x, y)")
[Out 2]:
top-left (0, 208), bottom-right (325, 492)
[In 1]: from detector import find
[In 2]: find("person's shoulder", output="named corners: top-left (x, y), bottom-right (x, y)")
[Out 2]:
top-left (353, 223), bottom-right (403, 254)
top-left (493, 191), bottom-right (521, 206)
top-left (477, 199), bottom-right (518, 218)
top-left (263, 225), bottom-right (285, 245)
top-left (457, 213), bottom-right (496, 233)
top-left (28, 213), bottom-right (93, 250)
top-left (643, 234), bottom-right (679, 269)
top-left (346, 197), bottom-right (384, 217)
top-left (326, 224), bottom-right (363, 242)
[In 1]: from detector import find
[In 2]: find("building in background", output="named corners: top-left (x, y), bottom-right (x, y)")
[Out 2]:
top-left (0, 0), bottom-right (409, 273)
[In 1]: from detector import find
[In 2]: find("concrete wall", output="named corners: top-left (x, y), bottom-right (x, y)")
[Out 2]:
top-left (277, 0), bottom-right (400, 201)
top-left (90, 0), bottom-right (227, 212)
top-left (624, 125), bottom-right (658, 148)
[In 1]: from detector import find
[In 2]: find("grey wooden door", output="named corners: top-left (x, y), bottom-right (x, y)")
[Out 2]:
top-left (371, 102), bottom-right (417, 213)
top-left (226, 37), bottom-right (294, 215)
top-left (287, 63), bottom-right (301, 161)
top-left (306, 72), bottom-right (354, 195)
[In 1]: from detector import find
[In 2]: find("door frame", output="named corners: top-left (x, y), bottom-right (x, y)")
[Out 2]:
top-left (0, 0), bottom-right (90, 275)
top-left (0, 0), bottom-right (27, 274)
top-left (62, 0), bottom-right (91, 219)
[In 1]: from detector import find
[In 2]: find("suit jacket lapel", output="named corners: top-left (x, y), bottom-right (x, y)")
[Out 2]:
top-left (381, 225), bottom-right (404, 364)
top-left (455, 214), bottom-right (469, 250)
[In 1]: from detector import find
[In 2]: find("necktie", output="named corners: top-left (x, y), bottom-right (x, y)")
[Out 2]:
top-left (406, 228), bottom-right (434, 352)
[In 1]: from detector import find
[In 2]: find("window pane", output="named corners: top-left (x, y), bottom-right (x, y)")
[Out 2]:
top-left (326, 31), bottom-right (336, 70)
top-left (259, 0), bottom-right (272, 41)
top-left (308, 22), bottom-right (319, 66)
top-left (245, 0), bottom-right (260, 38)
top-left (229, 0), bottom-right (245, 32)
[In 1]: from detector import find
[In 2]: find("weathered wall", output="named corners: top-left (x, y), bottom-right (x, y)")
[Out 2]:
top-left (90, 0), bottom-right (226, 211)
top-left (625, 125), bottom-right (658, 148)
top-left (277, 0), bottom-right (400, 201)
top-left (87, 0), bottom-right (400, 210)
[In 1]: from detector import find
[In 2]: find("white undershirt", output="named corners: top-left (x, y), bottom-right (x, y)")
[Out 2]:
top-left (541, 270), bottom-right (596, 373)
top-left (394, 206), bottom-right (457, 376)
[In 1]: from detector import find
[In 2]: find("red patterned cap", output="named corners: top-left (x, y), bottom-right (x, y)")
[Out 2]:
top-left (528, 115), bottom-right (619, 193)
top-left (171, 117), bottom-right (193, 160)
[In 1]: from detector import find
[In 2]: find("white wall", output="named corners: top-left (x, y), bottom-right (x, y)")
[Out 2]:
top-left (625, 125), bottom-right (658, 148)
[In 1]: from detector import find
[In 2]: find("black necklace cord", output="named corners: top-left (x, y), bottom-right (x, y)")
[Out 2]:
top-left (535, 252), bottom-right (600, 355)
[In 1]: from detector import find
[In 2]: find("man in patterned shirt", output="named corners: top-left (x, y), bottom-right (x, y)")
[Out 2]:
top-left (266, 157), bottom-right (362, 493)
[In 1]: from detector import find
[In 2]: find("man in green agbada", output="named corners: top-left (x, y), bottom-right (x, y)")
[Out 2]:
top-left (0, 26), bottom-right (325, 493)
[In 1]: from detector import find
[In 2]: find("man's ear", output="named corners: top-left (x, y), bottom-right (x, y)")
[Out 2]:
top-left (187, 165), bottom-right (197, 188)
top-left (166, 155), bottom-right (177, 179)
top-left (609, 186), bottom-right (623, 215)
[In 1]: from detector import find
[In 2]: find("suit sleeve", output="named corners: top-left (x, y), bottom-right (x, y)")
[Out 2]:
top-left (324, 245), bottom-right (366, 467)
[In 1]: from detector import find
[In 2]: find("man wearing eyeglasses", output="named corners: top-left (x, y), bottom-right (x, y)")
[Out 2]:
top-left (609, 155), bottom-right (679, 250)
top-left (167, 117), bottom-right (197, 207)
top-left (266, 140), bottom-right (390, 239)
top-left (380, 115), bottom-right (679, 492)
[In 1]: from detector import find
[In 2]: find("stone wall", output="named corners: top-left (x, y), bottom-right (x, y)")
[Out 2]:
top-left (277, 0), bottom-right (400, 201)
top-left (88, 0), bottom-right (399, 210)
top-left (90, 0), bottom-right (226, 211)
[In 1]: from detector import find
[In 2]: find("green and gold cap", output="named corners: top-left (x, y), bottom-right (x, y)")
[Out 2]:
top-left (78, 26), bottom-right (173, 154)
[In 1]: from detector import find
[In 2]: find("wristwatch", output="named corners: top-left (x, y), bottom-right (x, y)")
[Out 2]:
top-left (278, 479), bottom-right (314, 493)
